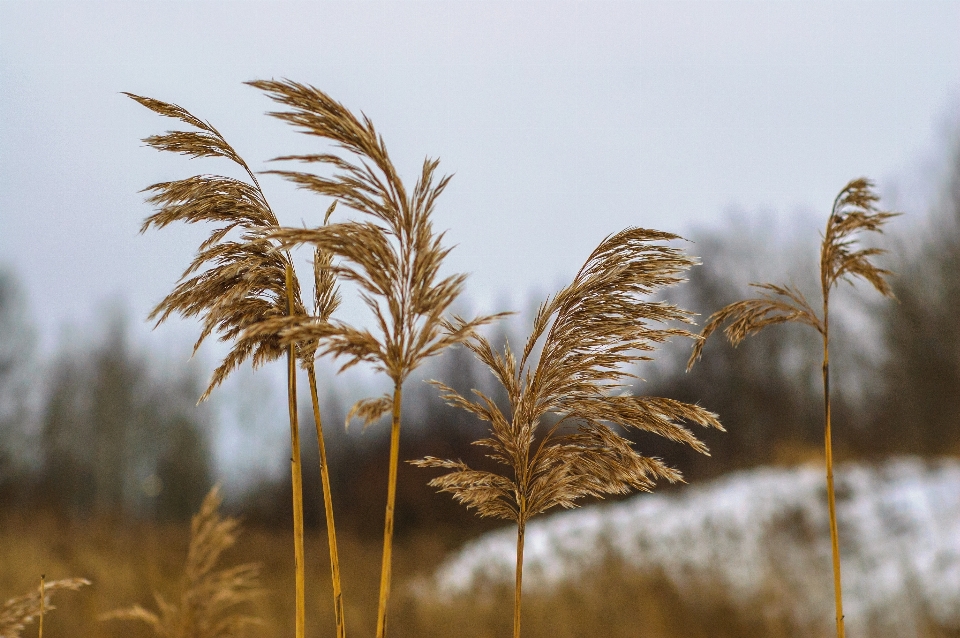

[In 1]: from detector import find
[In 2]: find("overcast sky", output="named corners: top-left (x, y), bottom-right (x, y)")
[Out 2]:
top-left (2, 0), bottom-right (959, 356)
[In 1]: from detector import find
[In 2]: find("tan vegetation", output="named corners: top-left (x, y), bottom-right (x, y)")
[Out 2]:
top-left (10, 79), bottom-right (960, 637)
top-left (5, 507), bottom-right (960, 638)
top-left (415, 228), bottom-right (722, 637)
top-left (125, 91), bottom-right (344, 638)
top-left (0, 577), bottom-right (89, 638)
top-left (687, 178), bottom-right (898, 638)
top-left (101, 485), bottom-right (262, 638)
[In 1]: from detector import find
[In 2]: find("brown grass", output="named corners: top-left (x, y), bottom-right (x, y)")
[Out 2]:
top-left (4, 502), bottom-right (959, 638)
top-left (243, 78), bottom-right (502, 637)
top-left (101, 485), bottom-right (263, 638)
top-left (414, 228), bottom-right (723, 637)
top-left (687, 178), bottom-right (898, 638)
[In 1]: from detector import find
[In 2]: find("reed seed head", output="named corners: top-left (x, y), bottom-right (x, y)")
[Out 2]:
top-left (243, 79), bottom-right (502, 425)
top-left (414, 228), bottom-right (722, 524)
top-left (688, 178), bottom-right (898, 370)
top-left (126, 93), bottom-right (310, 401)
top-left (101, 485), bottom-right (263, 638)
top-left (0, 578), bottom-right (90, 638)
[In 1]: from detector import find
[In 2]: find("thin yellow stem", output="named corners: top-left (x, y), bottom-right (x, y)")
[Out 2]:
top-left (376, 385), bottom-right (403, 638)
top-left (286, 265), bottom-right (306, 638)
top-left (38, 575), bottom-right (44, 638)
top-left (823, 304), bottom-right (845, 638)
top-left (307, 364), bottom-right (346, 638)
top-left (514, 521), bottom-right (525, 638)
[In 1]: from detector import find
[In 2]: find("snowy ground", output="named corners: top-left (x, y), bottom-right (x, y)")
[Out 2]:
top-left (424, 458), bottom-right (960, 634)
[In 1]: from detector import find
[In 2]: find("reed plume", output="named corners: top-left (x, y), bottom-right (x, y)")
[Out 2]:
top-left (413, 228), bottom-right (722, 638)
top-left (244, 78), bottom-right (501, 638)
top-left (687, 178), bottom-right (897, 638)
top-left (101, 485), bottom-right (263, 638)
top-left (0, 578), bottom-right (90, 638)
top-left (125, 92), bottom-right (343, 638)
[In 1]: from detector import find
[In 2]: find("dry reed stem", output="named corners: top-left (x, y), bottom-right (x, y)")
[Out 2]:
top-left (414, 228), bottom-right (722, 638)
top-left (0, 577), bottom-right (89, 638)
top-left (101, 485), bottom-right (263, 638)
top-left (245, 79), bottom-right (503, 637)
top-left (686, 178), bottom-right (898, 638)
top-left (307, 364), bottom-right (345, 638)
top-left (285, 265), bottom-right (306, 638)
top-left (36, 577), bottom-right (42, 638)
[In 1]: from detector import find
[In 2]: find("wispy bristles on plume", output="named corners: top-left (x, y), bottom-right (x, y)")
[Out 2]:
top-left (688, 177), bottom-right (897, 369)
top-left (245, 78), bottom-right (501, 421)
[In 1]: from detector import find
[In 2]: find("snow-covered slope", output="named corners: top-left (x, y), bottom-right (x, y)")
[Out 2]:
top-left (426, 458), bottom-right (960, 633)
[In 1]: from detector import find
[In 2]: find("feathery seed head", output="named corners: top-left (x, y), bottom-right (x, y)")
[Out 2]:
top-left (0, 579), bottom-right (90, 638)
top-left (100, 485), bottom-right (264, 638)
top-left (127, 92), bottom-right (311, 401)
top-left (244, 79), bottom-right (501, 425)
top-left (414, 228), bottom-right (721, 525)
top-left (687, 177), bottom-right (897, 370)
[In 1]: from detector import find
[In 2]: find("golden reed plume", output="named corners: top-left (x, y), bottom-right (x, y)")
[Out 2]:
top-left (243, 79), bottom-right (502, 638)
top-left (414, 228), bottom-right (722, 638)
top-left (687, 178), bottom-right (897, 638)
top-left (101, 485), bottom-right (263, 638)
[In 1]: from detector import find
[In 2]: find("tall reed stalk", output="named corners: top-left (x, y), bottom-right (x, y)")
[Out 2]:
top-left (414, 228), bottom-right (723, 638)
top-left (37, 577), bottom-right (43, 638)
top-left (687, 178), bottom-right (897, 638)
top-left (244, 79), bottom-right (500, 637)
top-left (126, 93), bottom-right (344, 638)
top-left (285, 265), bottom-right (306, 638)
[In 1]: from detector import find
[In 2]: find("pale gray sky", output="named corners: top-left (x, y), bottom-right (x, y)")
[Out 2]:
top-left (2, 0), bottom-right (959, 355)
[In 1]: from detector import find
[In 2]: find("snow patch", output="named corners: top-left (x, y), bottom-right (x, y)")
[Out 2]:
top-left (426, 458), bottom-right (960, 633)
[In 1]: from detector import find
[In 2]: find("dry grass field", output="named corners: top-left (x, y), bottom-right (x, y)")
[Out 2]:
top-left (5, 502), bottom-right (960, 638)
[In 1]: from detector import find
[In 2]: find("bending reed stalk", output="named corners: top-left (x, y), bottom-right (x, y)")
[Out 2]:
top-left (687, 178), bottom-right (896, 638)
top-left (307, 364), bottom-right (345, 638)
top-left (821, 253), bottom-right (844, 638)
top-left (376, 387), bottom-right (403, 638)
top-left (285, 265), bottom-right (306, 638)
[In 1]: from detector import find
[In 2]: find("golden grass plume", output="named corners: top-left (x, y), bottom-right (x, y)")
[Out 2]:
top-left (688, 177), bottom-right (897, 368)
top-left (413, 227), bottom-right (723, 638)
top-left (101, 485), bottom-right (263, 638)
top-left (243, 79), bottom-right (502, 637)
top-left (125, 92), bottom-right (309, 400)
